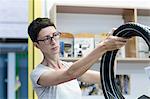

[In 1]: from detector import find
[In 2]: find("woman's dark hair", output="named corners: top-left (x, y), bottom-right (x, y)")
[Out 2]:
top-left (28, 17), bottom-right (56, 42)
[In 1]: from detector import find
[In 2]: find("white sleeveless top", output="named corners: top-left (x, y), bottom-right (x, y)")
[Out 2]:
top-left (30, 61), bottom-right (82, 99)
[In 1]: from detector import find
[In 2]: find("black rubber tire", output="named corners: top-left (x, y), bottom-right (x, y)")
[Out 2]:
top-left (100, 23), bottom-right (150, 99)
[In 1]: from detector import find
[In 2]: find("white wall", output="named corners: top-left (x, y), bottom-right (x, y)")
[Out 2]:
top-left (57, 13), bottom-right (123, 34)
top-left (0, 0), bottom-right (28, 38)
top-left (138, 16), bottom-right (150, 27)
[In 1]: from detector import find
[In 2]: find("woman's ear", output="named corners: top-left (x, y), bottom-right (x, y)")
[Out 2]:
top-left (33, 42), bottom-right (39, 49)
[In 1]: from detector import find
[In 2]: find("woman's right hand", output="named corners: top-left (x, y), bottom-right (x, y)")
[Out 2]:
top-left (100, 36), bottom-right (128, 51)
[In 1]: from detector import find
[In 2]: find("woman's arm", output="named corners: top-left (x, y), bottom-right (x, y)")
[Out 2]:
top-left (38, 36), bottom-right (127, 86)
top-left (78, 70), bottom-right (100, 84)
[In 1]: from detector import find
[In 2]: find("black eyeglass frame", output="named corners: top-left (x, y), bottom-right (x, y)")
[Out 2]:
top-left (36, 31), bottom-right (61, 44)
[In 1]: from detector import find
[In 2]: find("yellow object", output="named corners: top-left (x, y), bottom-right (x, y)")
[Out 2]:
top-left (60, 32), bottom-right (74, 38)
top-left (74, 33), bottom-right (95, 38)
top-left (95, 33), bottom-right (109, 39)
top-left (28, 0), bottom-right (42, 99)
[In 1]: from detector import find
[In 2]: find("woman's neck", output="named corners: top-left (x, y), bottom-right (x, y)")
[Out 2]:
top-left (42, 54), bottom-right (62, 69)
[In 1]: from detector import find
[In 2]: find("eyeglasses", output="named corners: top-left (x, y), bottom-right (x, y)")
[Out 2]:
top-left (36, 32), bottom-right (61, 44)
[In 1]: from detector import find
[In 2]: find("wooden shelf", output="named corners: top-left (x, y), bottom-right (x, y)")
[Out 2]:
top-left (117, 58), bottom-right (150, 63)
top-left (137, 9), bottom-right (150, 16)
top-left (60, 57), bottom-right (150, 63)
top-left (57, 5), bottom-right (132, 15)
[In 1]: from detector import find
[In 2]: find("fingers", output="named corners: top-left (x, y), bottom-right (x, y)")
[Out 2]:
top-left (101, 28), bottom-right (129, 51)
top-left (103, 35), bottom-right (128, 51)
top-left (108, 36), bottom-right (128, 42)
top-left (115, 42), bottom-right (126, 49)
top-left (115, 37), bottom-right (128, 42)
top-left (109, 28), bottom-right (128, 42)
top-left (112, 36), bottom-right (127, 48)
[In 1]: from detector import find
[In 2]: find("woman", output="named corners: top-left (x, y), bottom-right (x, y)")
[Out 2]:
top-left (28, 17), bottom-right (127, 99)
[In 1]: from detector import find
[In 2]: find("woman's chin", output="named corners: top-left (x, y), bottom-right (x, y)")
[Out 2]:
top-left (51, 48), bottom-right (60, 54)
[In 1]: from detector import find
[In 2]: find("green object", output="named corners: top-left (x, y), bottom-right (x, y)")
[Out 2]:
top-left (15, 53), bottom-right (27, 99)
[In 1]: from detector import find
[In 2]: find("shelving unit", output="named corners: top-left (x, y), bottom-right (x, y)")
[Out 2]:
top-left (60, 57), bottom-right (150, 63)
top-left (49, 4), bottom-right (150, 99)
top-left (50, 4), bottom-right (150, 59)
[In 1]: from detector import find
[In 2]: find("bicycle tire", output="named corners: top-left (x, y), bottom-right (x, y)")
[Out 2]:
top-left (100, 23), bottom-right (150, 99)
